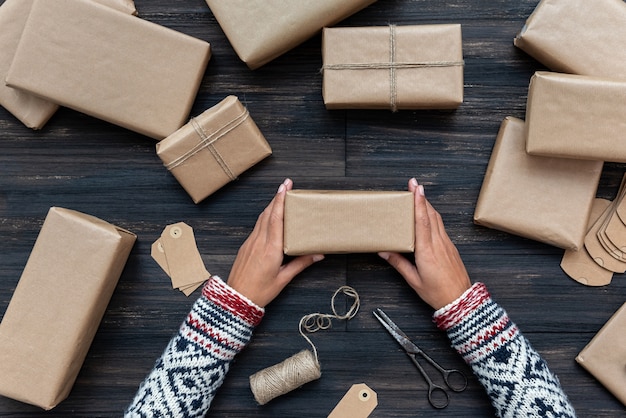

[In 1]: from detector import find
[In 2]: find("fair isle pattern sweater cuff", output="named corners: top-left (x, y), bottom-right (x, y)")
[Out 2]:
top-left (204, 275), bottom-right (265, 327)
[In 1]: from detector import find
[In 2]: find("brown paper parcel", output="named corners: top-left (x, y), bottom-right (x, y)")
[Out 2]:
top-left (322, 25), bottom-right (464, 110)
top-left (205, 0), bottom-right (376, 69)
top-left (156, 96), bottom-right (272, 203)
top-left (576, 302), bottom-right (626, 406)
top-left (474, 117), bottom-right (603, 251)
top-left (283, 190), bottom-right (414, 255)
top-left (525, 72), bottom-right (626, 163)
top-left (514, 0), bottom-right (626, 80)
top-left (0, 0), bottom-right (136, 129)
top-left (0, 207), bottom-right (136, 410)
top-left (5, 0), bottom-right (211, 140)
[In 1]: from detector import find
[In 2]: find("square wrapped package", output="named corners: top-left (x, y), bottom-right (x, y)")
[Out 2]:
top-left (525, 72), bottom-right (626, 163)
top-left (576, 302), bottom-right (626, 406)
top-left (283, 190), bottom-right (414, 255)
top-left (322, 24), bottom-right (464, 110)
top-left (474, 117), bottom-right (603, 251)
top-left (514, 0), bottom-right (626, 80)
top-left (156, 96), bottom-right (272, 204)
top-left (0, 207), bottom-right (136, 410)
top-left (205, 0), bottom-right (376, 69)
top-left (5, 0), bottom-right (211, 139)
top-left (0, 0), bottom-right (136, 129)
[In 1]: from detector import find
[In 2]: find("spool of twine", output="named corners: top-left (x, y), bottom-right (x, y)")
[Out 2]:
top-left (249, 286), bottom-right (360, 405)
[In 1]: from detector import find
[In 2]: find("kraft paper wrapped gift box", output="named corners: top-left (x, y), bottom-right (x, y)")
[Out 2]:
top-left (0, 207), bottom-right (136, 410)
top-left (283, 190), bottom-right (414, 255)
top-left (474, 117), bottom-right (603, 251)
top-left (5, 0), bottom-right (211, 140)
top-left (576, 302), bottom-right (626, 406)
top-left (205, 0), bottom-right (377, 69)
top-left (514, 0), bottom-right (626, 80)
top-left (525, 72), bottom-right (626, 163)
top-left (156, 96), bottom-right (272, 204)
top-left (0, 0), bottom-right (136, 129)
top-left (322, 24), bottom-right (464, 111)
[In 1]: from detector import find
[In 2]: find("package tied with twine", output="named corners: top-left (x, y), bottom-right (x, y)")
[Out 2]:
top-left (322, 24), bottom-right (464, 110)
top-left (576, 302), bottom-right (626, 406)
top-left (0, 0), bottom-right (137, 129)
top-left (514, 0), bottom-right (626, 80)
top-left (5, 0), bottom-right (211, 140)
top-left (0, 207), bottom-right (136, 410)
top-left (156, 96), bottom-right (272, 203)
top-left (525, 71), bottom-right (626, 163)
top-left (205, 0), bottom-right (376, 69)
top-left (474, 117), bottom-right (603, 251)
top-left (283, 190), bottom-right (415, 255)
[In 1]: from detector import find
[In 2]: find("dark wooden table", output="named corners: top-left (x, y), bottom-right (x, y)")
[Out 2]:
top-left (1, 0), bottom-right (624, 416)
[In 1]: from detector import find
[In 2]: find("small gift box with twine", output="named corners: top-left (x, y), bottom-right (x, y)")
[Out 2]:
top-left (156, 96), bottom-right (272, 203)
top-left (322, 24), bottom-right (464, 111)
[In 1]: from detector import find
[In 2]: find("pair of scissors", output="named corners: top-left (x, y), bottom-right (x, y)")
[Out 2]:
top-left (373, 308), bottom-right (468, 409)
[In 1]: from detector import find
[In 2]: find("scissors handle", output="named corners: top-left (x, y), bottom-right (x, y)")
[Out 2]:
top-left (408, 354), bottom-right (450, 409)
top-left (441, 368), bottom-right (468, 392)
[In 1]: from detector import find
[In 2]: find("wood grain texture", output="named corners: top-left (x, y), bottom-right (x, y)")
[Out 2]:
top-left (0, 0), bottom-right (625, 416)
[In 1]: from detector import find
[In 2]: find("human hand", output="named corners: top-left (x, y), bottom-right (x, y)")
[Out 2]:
top-left (226, 179), bottom-right (324, 308)
top-left (378, 178), bottom-right (471, 310)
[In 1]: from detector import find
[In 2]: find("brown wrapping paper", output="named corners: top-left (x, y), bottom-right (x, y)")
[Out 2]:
top-left (474, 117), bottom-right (603, 251)
top-left (6, 0), bottom-right (211, 140)
top-left (322, 25), bottom-right (464, 110)
top-left (283, 190), bottom-right (414, 255)
top-left (0, 207), bottom-right (136, 410)
top-left (525, 72), bottom-right (626, 163)
top-left (576, 302), bottom-right (626, 406)
top-left (205, 0), bottom-right (376, 69)
top-left (156, 96), bottom-right (272, 203)
top-left (0, 0), bottom-right (136, 129)
top-left (514, 0), bottom-right (626, 80)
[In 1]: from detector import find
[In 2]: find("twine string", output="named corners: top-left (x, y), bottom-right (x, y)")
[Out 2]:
top-left (389, 24), bottom-right (397, 112)
top-left (164, 109), bottom-right (250, 180)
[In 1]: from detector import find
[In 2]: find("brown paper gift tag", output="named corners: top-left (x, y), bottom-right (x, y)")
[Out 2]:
top-left (474, 117), bottom-right (602, 251)
top-left (322, 24), bottom-right (464, 110)
top-left (6, 0), bottom-right (210, 139)
top-left (283, 190), bottom-right (415, 255)
top-left (327, 383), bottom-right (378, 418)
top-left (0, 0), bottom-right (136, 129)
top-left (576, 302), bottom-right (626, 406)
top-left (561, 198), bottom-right (613, 286)
top-left (584, 203), bottom-right (626, 274)
top-left (156, 96), bottom-right (272, 204)
top-left (514, 0), bottom-right (626, 80)
top-left (0, 207), bottom-right (136, 410)
top-left (525, 71), bottom-right (626, 163)
top-left (205, 0), bottom-right (376, 69)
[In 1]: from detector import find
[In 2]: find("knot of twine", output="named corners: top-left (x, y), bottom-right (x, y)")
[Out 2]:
top-left (164, 109), bottom-right (250, 180)
top-left (322, 24), bottom-right (465, 112)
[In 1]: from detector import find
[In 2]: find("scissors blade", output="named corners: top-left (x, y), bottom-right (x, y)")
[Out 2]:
top-left (373, 308), bottom-right (420, 354)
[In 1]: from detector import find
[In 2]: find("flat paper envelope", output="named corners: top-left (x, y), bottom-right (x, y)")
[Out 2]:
top-left (284, 190), bottom-right (414, 255)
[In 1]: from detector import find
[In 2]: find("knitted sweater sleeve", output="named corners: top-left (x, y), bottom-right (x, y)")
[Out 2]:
top-left (433, 282), bottom-right (576, 418)
top-left (125, 276), bottom-right (264, 417)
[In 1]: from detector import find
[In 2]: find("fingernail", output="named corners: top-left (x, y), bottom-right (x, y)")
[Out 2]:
top-left (313, 254), bottom-right (324, 262)
top-left (283, 178), bottom-right (291, 186)
top-left (378, 252), bottom-right (390, 260)
top-left (277, 183), bottom-right (286, 194)
top-left (409, 178), bottom-right (418, 188)
top-left (418, 185), bottom-right (425, 196)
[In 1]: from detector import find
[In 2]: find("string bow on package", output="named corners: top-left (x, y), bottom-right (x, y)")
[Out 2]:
top-left (249, 286), bottom-right (360, 405)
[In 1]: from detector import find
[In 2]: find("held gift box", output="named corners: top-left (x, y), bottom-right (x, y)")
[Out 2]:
top-left (283, 190), bottom-right (414, 255)
top-left (6, 0), bottom-right (211, 140)
top-left (474, 117), bottom-right (603, 251)
top-left (525, 72), bottom-right (626, 163)
top-left (205, 0), bottom-right (376, 69)
top-left (156, 96), bottom-right (272, 204)
top-left (0, 0), bottom-right (136, 129)
top-left (0, 207), bottom-right (136, 409)
top-left (576, 302), bottom-right (626, 406)
top-left (322, 24), bottom-right (464, 110)
top-left (514, 0), bottom-right (626, 80)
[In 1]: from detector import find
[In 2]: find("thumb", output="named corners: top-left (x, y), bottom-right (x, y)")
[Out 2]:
top-left (379, 252), bottom-right (420, 284)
